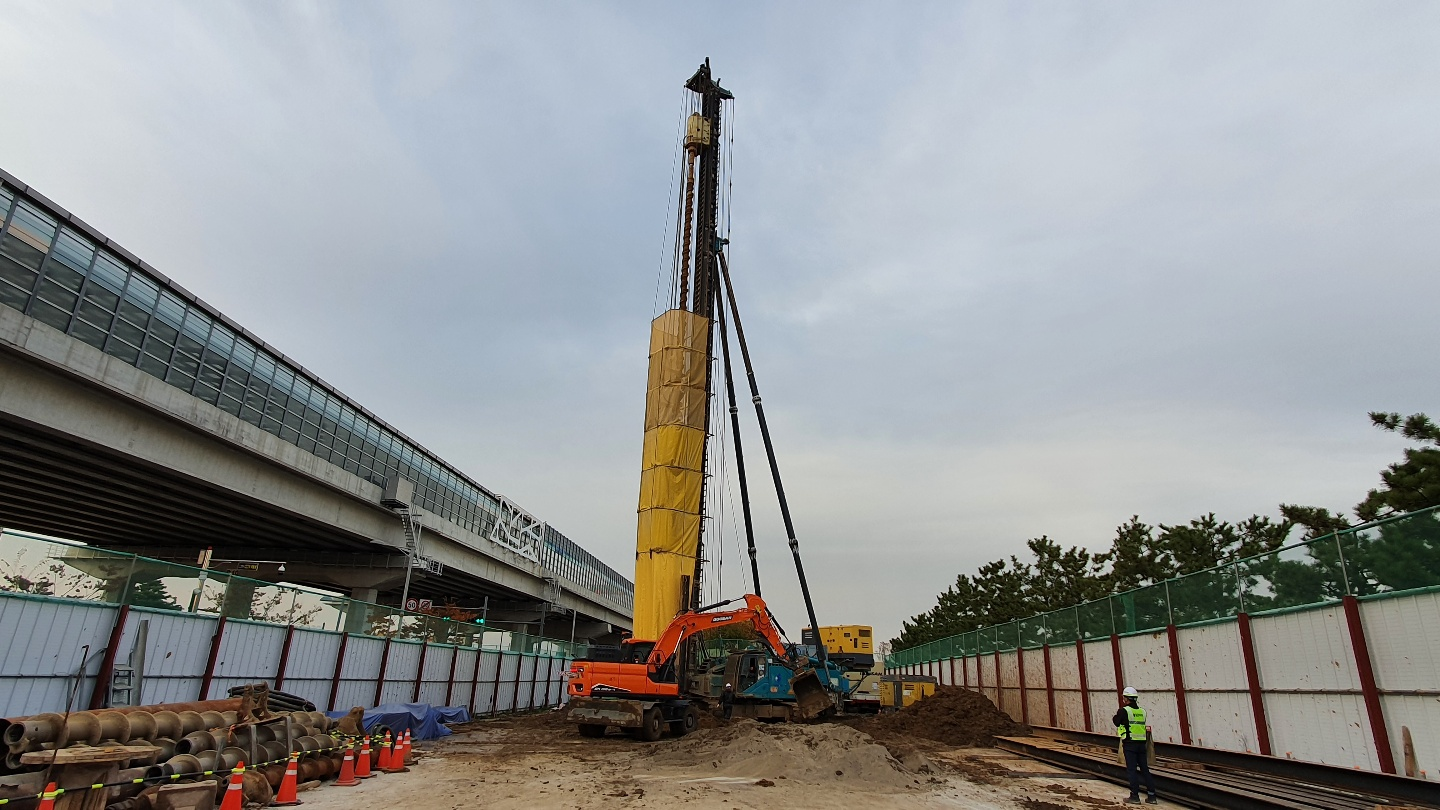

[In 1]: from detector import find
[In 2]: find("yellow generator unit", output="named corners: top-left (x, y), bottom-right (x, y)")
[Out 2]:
top-left (878, 674), bottom-right (936, 711)
top-left (801, 625), bottom-right (875, 670)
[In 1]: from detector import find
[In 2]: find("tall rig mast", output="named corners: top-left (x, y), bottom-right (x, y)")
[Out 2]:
top-left (632, 60), bottom-right (732, 640)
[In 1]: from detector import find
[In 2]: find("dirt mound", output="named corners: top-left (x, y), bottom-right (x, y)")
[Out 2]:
top-left (847, 686), bottom-right (1027, 746)
top-left (633, 720), bottom-right (926, 789)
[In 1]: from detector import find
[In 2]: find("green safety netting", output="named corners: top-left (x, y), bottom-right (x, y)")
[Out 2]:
top-left (886, 506), bottom-right (1440, 668)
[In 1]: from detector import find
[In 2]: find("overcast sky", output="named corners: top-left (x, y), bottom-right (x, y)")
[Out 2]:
top-left (3, 2), bottom-right (1437, 642)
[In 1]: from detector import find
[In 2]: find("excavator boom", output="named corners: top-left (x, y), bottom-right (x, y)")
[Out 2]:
top-left (647, 594), bottom-right (789, 668)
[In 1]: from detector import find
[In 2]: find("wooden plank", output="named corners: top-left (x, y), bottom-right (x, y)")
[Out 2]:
top-left (22, 745), bottom-right (157, 764)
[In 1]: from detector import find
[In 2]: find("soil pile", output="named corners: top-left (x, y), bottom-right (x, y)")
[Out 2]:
top-left (849, 686), bottom-right (1027, 746)
top-left (634, 720), bottom-right (924, 789)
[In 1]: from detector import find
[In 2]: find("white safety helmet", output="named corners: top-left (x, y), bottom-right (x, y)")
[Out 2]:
top-left (1123, 686), bottom-right (1139, 698)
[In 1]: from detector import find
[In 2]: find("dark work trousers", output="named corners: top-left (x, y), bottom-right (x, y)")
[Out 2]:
top-left (1123, 741), bottom-right (1157, 798)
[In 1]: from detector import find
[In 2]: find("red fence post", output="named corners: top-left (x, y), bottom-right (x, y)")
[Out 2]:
top-left (993, 649), bottom-right (1001, 708)
top-left (1109, 633), bottom-right (1124, 702)
top-left (328, 632), bottom-right (349, 712)
top-left (274, 625), bottom-right (296, 690)
top-left (528, 653), bottom-right (541, 709)
top-left (1235, 613), bottom-right (1272, 755)
top-left (89, 604), bottom-right (130, 710)
top-left (1043, 644), bottom-right (1057, 727)
top-left (1344, 595), bottom-right (1396, 774)
top-left (511, 653), bottom-right (525, 712)
top-left (468, 648), bottom-right (482, 715)
top-left (1017, 648), bottom-right (1029, 725)
top-left (413, 640), bottom-right (429, 703)
top-left (949, 657), bottom-right (956, 688)
top-left (374, 637), bottom-right (392, 707)
top-left (489, 651), bottom-right (505, 716)
top-left (199, 617), bottom-right (227, 700)
top-left (1166, 624), bottom-right (1192, 745)
top-left (1076, 639), bottom-right (1093, 732)
top-left (444, 646), bottom-right (459, 707)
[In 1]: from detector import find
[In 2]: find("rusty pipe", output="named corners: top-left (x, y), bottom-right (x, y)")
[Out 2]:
top-left (149, 737), bottom-right (176, 763)
top-left (61, 712), bottom-right (102, 746)
top-left (219, 747), bottom-right (247, 771)
top-left (176, 711), bottom-right (205, 736)
top-left (95, 711), bottom-right (132, 743)
top-left (193, 750), bottom-right (221, 773)
top-left (174, 730), bottom-right (225, 756)
top-left (3, 713), bottom-right (64, 747)
top-left (125, 711), bottom-right (156, 742)
top-left (162, 753), bottom-right (203, 778)
top-left (102, 699), bottom-right (243, 716)
top-left (150, 711), bottom-right (182, 739)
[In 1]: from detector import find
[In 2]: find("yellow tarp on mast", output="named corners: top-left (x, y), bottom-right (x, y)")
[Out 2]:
top-left (632, 308), bottom-right (710, 640)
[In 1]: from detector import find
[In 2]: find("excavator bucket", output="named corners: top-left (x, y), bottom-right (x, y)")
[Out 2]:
top-left (789, 668), bottom-right (834, 720)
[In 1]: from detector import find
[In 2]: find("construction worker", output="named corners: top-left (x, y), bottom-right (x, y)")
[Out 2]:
top-left (1113, 686), bottom-right (1159, 804)
top-left (721, 682), bottom-right (735, 720)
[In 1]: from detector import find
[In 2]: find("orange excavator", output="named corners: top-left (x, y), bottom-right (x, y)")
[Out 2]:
top-left (568, 596), bottom-right (833, 740)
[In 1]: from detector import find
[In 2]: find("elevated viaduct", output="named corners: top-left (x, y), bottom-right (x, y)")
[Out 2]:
top-left (0, 167), bottom-right (632, 641)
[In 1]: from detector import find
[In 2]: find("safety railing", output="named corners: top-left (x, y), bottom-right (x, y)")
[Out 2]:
top-left (889, 505), bottom-right (1440, 667)
top-left (0, 529), bottom-right (588, 658)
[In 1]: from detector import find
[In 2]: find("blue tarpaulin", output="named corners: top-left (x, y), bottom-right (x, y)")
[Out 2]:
top-left (325, 703), bottom-right (471, 741)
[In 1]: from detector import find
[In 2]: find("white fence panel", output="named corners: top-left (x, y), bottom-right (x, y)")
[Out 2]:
top-left (473, 650), bottom-right (501, 714)
top-left (0, 596), bottom-right (116, 715)
top-left (418, 646), bottom-right (455, 706)
top-left (210, 620), bottom-right (286, 698)
top-left (126, 609), bottom-right (215, 705)
top-left (284, 629), bottom-right (342, 709)
top-left (1361, 593), bottom-right (1440, 777)
top-left (1252, 606), bottom-right (1376, 769)
top-left (452, 648), bottom-right (479, 712)
top-left (333, 636), bottom-right (384, 709)
top-left (1117, 633), bottom-right (1180, 743)
top-left (495, 652), bottom-right (519, 713)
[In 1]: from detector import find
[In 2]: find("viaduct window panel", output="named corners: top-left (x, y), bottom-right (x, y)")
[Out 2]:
top-left (31, 229), bottom-right (91, 332)
top-left (0, 201), bottom-right (55, 309)
top-left (75, 255), bottom-right (125, 348)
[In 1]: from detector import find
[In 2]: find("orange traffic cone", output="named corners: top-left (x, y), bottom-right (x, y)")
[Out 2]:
top-left (376, 731), bottom-right (393, 772)
top-left (355, 737), bottom-right (375, 779)
top-left (382, 732), bottom-right (407, 774)
top-left (273, 754), bottom-right (303, 806)
top-left (333, 744), bottom-right (358, 787)
top-left (401, 729), bottom-right (415, 765)
top-left (218, 763), bottom-right (246, 810)
top-left (36, 783), bottom-right (59, 810)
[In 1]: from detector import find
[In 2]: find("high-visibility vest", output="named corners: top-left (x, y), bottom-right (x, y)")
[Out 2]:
top-left (1117, 705), bottom-right (1147, 741)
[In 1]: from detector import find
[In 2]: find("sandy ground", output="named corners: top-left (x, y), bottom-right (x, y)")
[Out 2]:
top-left (293, 711), bottom-right (1186, 810)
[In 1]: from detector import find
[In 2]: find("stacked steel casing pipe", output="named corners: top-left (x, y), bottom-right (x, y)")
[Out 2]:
top-left (0, 692), bottom-right (354, 810)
